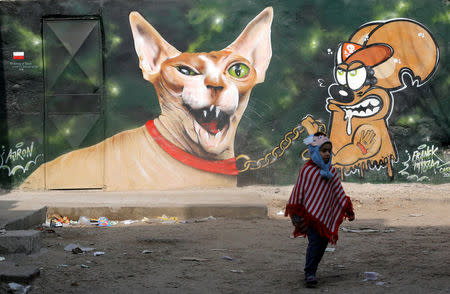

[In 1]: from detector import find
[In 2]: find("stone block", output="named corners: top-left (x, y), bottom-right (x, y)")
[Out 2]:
top-left (0, 230), bottom-right (41, 254)
top-left (0, 262), bottom-right (40, 283)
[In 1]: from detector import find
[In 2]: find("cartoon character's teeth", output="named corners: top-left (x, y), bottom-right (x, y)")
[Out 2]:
top-left (210, 105), bottom-right (214, 111)
top-left (215, 106), bottom-right (220, 118)
top-left (347, 98), bottom-right (380, 110)
top-left (203, 110), bottom-right (207, 117)
top-left (372, 106), bottom-right (380, 113)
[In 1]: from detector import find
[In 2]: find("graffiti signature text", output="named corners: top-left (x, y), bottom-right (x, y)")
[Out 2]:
top-left (399, 144), bottom-right (450, 181)
top-left (0, 142), bottom-right (43, 176)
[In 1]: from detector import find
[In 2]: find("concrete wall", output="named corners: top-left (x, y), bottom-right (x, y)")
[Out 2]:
top-left (0, 0), bottom-right (448, 190)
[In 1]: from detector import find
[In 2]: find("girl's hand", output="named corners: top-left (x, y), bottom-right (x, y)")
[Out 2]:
top-left (347, 211), bottom-right (355, 221)
top-left (291, 214), bottom-right (308, 233)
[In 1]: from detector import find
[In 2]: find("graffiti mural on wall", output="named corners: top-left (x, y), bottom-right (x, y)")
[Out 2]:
top-left (2, 1), bottom-right (445, 190)
top-left (0, 142), bottom-right (43, 176)
top-left (302, 19), bottom-right (439, 179)
top-left (399, 144), bottom-right (450, 181)
top-left (22, 8), bottom-right (273, 190)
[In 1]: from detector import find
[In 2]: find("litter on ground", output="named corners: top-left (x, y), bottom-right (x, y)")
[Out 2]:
top-left (180, 257), bottom-right (208, 262)
top-left (64, 243), bottom-right (95, 253)
top-left (363, 271), bottom-right (380, 281)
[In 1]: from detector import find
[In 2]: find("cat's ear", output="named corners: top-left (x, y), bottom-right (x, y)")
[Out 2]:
top-left (129, 12), bottom-right (181, 81)
top-left (226, 7), bottom-right (273, 83)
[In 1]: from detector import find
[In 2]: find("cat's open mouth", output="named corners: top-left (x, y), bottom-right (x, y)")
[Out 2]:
top-left (186, 104), bottom-right (230, 135)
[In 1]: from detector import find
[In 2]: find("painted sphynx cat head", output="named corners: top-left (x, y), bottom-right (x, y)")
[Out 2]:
top-left (129, 8), bottom-right (273, 158)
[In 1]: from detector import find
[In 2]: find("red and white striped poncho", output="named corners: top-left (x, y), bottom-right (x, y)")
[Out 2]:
top-left (285, 160), bottom-right (354, 244)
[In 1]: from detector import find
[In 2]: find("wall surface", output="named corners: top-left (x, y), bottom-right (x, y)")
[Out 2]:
top-left (0, 0), bottom-right (448, 190)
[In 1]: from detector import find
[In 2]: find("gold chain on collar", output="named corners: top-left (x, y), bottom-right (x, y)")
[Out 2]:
top-left (236, 120), bottom-right (326, 172)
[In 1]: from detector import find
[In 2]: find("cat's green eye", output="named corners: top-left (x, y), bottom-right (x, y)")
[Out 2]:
top-left (349, 69), bottom-right (358, 77)
top-left (228, 63), bottom-right (250, 78)
top-left (176, 65), bottom-right (198, 76)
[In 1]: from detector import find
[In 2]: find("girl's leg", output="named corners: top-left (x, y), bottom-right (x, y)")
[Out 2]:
top-left (304, 226), bottom-right (329, 279)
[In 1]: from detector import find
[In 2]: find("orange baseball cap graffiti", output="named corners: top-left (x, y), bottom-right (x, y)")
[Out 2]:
top-left (339, 42), bottom-right (393, 67)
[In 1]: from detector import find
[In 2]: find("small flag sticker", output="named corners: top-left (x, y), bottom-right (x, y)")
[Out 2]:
top-left (13, 52), bottom-right (24, 60)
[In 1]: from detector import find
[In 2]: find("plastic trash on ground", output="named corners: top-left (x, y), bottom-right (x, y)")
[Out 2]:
top-left (180, 257), bottom-right (208, 262)
top-left (97, 217), bottom-right (110, 227)
top-left (157, 215), bottom-right (178, 224)
top-left (48, 214), bottom-right (70, 228)
top-left (195, 216), bottom-right (216, 222)
top-left (50, 220), bottom-right (62, 228)
top-left (8, 283), bottom-right (31, 294)
top-left (363, 271), bottom-right (380, 281)
top-left (142, 215), bottom-right (178, 224)
top-left (141, 217), bottom-right (161, 224)
top-left (64, 243), bottom-right (95, 253)
top-left (77, 216), bottom-right (91, 226)
top-left (122, 220), bottom-right (139, 225)
top-left (93, 251), bottom-right (105, 256)
top-left (342, 227), bottom-right (395, 233)
top-left (408, 213), bottom-right (423, 217)
top-left (181, 216), bottom-right (216, 223)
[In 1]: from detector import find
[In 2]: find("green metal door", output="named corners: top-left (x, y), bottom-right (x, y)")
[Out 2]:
top-left (42, 17), bottom-right (104, 189)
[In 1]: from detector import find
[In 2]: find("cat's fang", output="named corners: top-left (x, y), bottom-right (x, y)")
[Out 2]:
top-left (215, 106), bottom-right (220, 118)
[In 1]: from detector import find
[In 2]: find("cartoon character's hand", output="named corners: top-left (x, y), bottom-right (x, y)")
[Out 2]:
top-left (357, 130), bottom-right (376, 155)
top-left (301, 115), bottom-right (326, 135)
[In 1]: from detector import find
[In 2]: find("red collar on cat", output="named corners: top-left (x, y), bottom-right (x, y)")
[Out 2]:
top-left (145, 120), bottom-right (239, 175)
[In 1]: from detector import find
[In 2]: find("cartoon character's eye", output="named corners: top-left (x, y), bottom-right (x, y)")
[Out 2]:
top-left (228, 63), bottom-right (250, 78)
top-left (335, 68), bottom-right (347, 85)
top-left (176, 66), bottom-right (198, 76)
top-left (347, 67), bottom-right (367, 90)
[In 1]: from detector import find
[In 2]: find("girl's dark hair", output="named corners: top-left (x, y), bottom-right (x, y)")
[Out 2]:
top-left (314, 131), bottom-right (327, 137)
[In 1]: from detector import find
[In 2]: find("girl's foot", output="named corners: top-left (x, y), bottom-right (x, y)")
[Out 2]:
top-left (305, 275), bottom-right (318, 288)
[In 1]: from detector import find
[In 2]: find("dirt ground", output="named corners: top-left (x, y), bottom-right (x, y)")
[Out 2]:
top-left (2, 183), bottom-right (450, 294)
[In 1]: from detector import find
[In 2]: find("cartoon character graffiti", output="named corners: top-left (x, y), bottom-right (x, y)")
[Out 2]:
top-left (22, 8), bottom-right (273, 190)
top-left (323, 19), bottom-right (439, 178)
